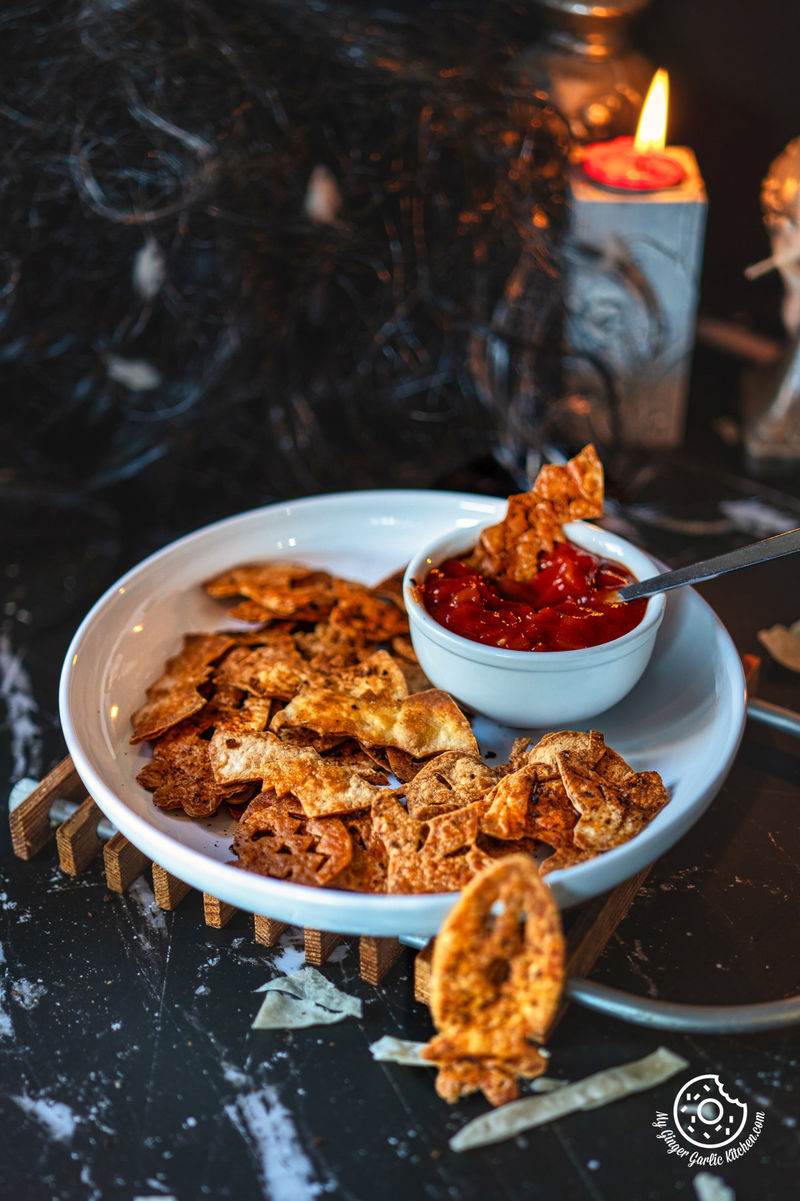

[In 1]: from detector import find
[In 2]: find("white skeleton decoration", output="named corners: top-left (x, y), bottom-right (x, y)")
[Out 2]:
top-left (743, 137), bottom-right (800, 471)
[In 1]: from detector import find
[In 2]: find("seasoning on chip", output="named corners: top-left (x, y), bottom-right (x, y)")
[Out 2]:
top-left (271, 686), bottom-right (479, 759)
top-left (420, 855), bottom-right (565, 1105)
top-left (470, 444), bottom-right (604, 583)
top-left (208, 728), bottom-right (390, 817)
top-left (204, 561), bottom-right (338, 620)
top-left (232, 791), bottom-right (353, 886)
top-left (130, 632), bottom-right (235, 743)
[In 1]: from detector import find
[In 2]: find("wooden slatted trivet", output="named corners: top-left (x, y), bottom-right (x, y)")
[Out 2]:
top-left (9, 745), bottom-right (672, 1004)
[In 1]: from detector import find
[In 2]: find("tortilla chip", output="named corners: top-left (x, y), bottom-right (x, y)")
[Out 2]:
top-left (209, 728), bottom-right (390, 817)
top-left (470, 445), bottom-right (604, 582)
top-left (371, 794), bottom-right (491, 894)
top-left (204, 561), bottom-right (338, 620)
top-left (136, 705), bottom-right (256, 818)
top-left (329, 812), bottom-right (389, 893)
top-left (271, 687), bottom-right (478, 759)
top-left (232, 791), bottom-right (352, 885)
top-left (370, 568), bottom-right (407, 609)
top-left (404, 752), bottom-right (498, 820)
top-left (432, 1058), bottom-right (531, 1108)
top-left (130, 632), bottom-right (235, 743)
top-left (539, 843), bottom-right (595, 875)
top-left (322, 740), bottom-right (390, 785)
top-left (385, 746), bottom-right (426, 783)
top-left (423, 855), bottom-right (564, 1064)
top-left (528, 728), bottom-right (608, 770)
top-left (327, 580), bottom-right (409, 643)
top-left (214, 645), bottom-right (407, 705)
top-left (556, 750), bottom-right (668, 853)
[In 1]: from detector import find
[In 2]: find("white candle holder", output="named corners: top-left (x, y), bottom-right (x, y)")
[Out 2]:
top-left (563, 147), bottom-right (707, 449)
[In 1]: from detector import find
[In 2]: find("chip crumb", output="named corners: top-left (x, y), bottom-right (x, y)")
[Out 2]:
top-left (693, 1173), bottom-right (737, 1201)
top-left (757, 622), bottom-right (800, 672)
top-left (450, 1047), bottom-right (688, 1151)
top-left (369, 1036), bottom-right (434, 1066)
top-left (251, 965), bottom-right (362, 1029)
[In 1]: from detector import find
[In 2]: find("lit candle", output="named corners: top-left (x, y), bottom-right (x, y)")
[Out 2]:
top-left (581, 70), bottom-right (686, 192)
top-left (563, 68), bottom-right (707, 449)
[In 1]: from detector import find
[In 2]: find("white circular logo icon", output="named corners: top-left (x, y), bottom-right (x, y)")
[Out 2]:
top-left (673, 1074), bottom-right (749, 1149)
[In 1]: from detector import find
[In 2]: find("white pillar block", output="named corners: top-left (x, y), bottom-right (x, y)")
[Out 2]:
top-left (565, 148), bottom-right (707, 448)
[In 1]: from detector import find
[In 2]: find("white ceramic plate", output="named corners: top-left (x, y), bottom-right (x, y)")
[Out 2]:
top-left (60, 490), bottom-right (747, 936)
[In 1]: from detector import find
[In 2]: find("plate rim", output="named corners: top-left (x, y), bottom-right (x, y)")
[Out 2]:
top-left (59, 488), bottom-right (747, 935)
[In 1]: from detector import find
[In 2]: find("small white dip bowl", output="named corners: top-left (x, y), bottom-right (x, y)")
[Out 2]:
top-left (403, 519), bottom-right (666, 729)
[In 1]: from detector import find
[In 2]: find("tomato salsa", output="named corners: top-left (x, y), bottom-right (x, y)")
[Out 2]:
top-left (421, 540), bottom-right (647, 652)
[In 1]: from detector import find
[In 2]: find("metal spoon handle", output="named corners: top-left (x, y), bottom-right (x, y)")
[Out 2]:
top-left (617, 527), bottom-right (800, 602)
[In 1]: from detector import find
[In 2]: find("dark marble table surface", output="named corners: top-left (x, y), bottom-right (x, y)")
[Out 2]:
top-left (2, 355), bottom-right (800, 1201)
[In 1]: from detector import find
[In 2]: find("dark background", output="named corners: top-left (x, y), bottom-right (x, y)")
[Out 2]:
top-left (2, 6), bottom-right (800, 1199)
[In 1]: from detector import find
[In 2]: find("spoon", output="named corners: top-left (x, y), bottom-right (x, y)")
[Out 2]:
top-left (617, 527), bottom-right (800, 602)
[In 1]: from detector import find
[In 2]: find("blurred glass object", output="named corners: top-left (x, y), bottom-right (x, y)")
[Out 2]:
top-left (515, 0), bottom-right (654, 143)
top-left (743, 137), bottom-right (800, 474)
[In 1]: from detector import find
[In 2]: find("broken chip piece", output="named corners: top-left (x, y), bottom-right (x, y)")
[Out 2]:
top-left (130, 632), bottom-right (235, 743)
top-left (449, 1046), bottom-right (689, 1150)
top-left (470, 444), bottom-right (604, 583)
top-left (421, 854), bottom-right (565, 1105)
top-left (251, 965), bottom-right (362, 1029)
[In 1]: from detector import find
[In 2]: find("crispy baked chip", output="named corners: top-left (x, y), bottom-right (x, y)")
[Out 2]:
top-left (232, 791), bottom-right (352, 885)
top-left (204, 561), bottom-right (338, 620)
top-left (528, 728), bottom-right (608, 770)
top-left (271, 687), bottom-right (478, 759)
top-left (556, 749), bottom-right (668, 853)
top-left (327, 580), bottom-right (409, 643)
top-left (371, 794), bottom-right (491, 894)
top-left (422, 854), bottom-right (564, 1102)
top-left (479, 762), bottom-right (559, 840)
top-left (329, 812), bottom-right (389, 893)
top-left (470, 445), bottom-right (604, 582)
top-left (209, 728), bottom-right (390, 816)
top-left (432, 1058), bottom-right (537, 1108)
top-left (136, 704), bottom-right (257, 818)
top-left (214, 645), bottom-right (407, 705)
top-left (404, 752), bottom-right (498, 820)
top-left (130, 633), bottom-right (235, 743)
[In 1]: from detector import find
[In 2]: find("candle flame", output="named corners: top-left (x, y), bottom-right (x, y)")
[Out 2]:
top-left (634, 69), bottom-right (669, 153)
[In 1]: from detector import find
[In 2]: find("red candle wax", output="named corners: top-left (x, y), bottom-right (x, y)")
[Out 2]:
top-left (582, 136), bottom-right (686, 192)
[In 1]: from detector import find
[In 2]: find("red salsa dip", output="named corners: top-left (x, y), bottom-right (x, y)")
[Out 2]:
top-left (420, 540), bottom-right (647, 652)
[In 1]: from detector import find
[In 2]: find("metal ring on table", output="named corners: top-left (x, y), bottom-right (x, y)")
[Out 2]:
top-left (565, 978), bottom-right (800, 1033)
top-left (399, 937), bottom-right (800, 1033)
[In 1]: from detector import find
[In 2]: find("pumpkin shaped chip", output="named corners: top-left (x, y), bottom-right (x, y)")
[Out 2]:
top-left (232, 791), bottom-right (352, 886)
top-left (556, 749), bottom-right (668, 853)
top-left (371, 793), bottom-right (492, 894)
top-left (130, 632), bottom-right (235, 743)
top-left (421, 855), bottom-right (565, 1105)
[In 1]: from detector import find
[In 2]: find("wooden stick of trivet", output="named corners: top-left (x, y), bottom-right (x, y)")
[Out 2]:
top-left (253, 915), bottom-right (289, 947)
top-left (203, 894), bottom-right (237, 929)
top-left (9, 757), bottom-right (90, 859)
top-left (56, 797), bottom-right (106, 875)
top-left (304, 929), bottom-right (343, 966)
top-left (104, 832), bottom-right (150, 893)
top-left (151, 863), bottom-right (192, 910)
top-left (359, 936), bottom-right (404, 987)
